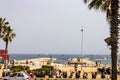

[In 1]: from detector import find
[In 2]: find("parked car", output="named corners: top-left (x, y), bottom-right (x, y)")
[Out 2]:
top-left (2, 72), bottom-right (31, 80)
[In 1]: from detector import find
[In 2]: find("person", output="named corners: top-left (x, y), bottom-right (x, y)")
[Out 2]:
top-left (71, 58), bottom-right (73, 61)
top-left (77, 57), bottom-right (80, 62)
top-left (0, 65), bottom-right (2, 69)
top-left (26, 59), bottom-right (28, 64)
top-left (74, 63), bottom-right (78, 72)
top-left (2, 69), bottom-right (5, 77)
top-left (69, 71), bottom-right (74, 78)
top-left (29, 70), bottom-right (34, 77)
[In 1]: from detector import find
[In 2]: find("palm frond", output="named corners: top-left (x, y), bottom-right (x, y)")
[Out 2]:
top-left (2, 25), bottom-right (16, 43)
top-left (83, 0), bottom-right (89, 3)
top-left (88, 0), bottom-right (98, 9)
top-left (97, 0), bottom-right (103, 8)
top-left (5, 22), bottom-right (9, 25)
top-left (100, 0), bottom-right (110, 12)
top-left (0, 18), bottom-right (2, 22)
top-left (2, 18), bottom-right (6, 23)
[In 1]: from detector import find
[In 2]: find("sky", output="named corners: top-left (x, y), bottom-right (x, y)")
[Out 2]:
top-left (0, 0), bottom-right (113, 55)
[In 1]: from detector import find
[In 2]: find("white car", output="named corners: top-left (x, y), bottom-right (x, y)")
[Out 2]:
top-left (2, 72), bottom-right (31, 80)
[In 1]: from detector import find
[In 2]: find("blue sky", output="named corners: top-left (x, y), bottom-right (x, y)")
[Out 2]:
top-left (0, 0), bottom-right (112, 54)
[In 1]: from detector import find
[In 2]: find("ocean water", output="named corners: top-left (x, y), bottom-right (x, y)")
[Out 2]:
top-left (9, 54), bottom-right (120, 65)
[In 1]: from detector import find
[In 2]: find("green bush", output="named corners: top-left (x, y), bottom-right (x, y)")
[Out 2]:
top-left (33, 65), bottom-right (54, 74)
top-left (10, 65), bottom-right (30, 72)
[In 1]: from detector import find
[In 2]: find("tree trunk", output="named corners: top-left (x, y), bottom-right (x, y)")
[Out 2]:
top-left (0, 23), bottom-right (1, 37)
top-left (110, 0), bottom-right (119, 80)
top-left (5, 40), bottom-right (8, 54)
top-left (0, 23), bottom-right (1, 33)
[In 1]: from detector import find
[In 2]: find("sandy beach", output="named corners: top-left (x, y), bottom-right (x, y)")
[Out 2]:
top-left (10, 57), bottom-right (113, 80)
top-left (1, 57), bottom-right (120, 80)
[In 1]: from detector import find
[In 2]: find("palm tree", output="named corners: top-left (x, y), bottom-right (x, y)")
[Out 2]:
top-left (83, 0), bottom-right (119, 80)
top-left (0, 18), bottom-right (9, 38)
top-left (0, 18), bottom-right (14, 68)
top-left (2, 26), bottom-right (16, 53)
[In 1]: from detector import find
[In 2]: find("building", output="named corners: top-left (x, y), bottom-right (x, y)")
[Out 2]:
top-left (0, 50), bottom-right (9, 63)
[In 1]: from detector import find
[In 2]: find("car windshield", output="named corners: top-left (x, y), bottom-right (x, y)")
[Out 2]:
top-left (24, 72), bottom-right (30, 77)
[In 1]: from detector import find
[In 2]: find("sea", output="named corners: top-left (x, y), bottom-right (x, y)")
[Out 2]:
top-left (9, 54), bottom-right (120, 65)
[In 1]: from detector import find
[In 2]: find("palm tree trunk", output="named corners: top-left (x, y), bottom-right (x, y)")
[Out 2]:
top-left (0, 23), bottom-right (1, 36)
top-left (4, 40), bottom-right (8, 68)
top-left (5, 40), bottom-right (8, 54)
top-left (110, 0), bottom-right (119, 80)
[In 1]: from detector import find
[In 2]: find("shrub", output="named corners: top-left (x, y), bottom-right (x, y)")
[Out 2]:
top-left (10, 65), bottom-right (30, 72)
top-left (33, 65), bottom-right (54, 75)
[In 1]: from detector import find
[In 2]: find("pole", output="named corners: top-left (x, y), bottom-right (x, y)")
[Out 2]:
top-left (81, 27), bottom-right (83, 70)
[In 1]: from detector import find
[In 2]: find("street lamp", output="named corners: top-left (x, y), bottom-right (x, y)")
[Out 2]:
top-left (81, 27), bottom-right (83, 70)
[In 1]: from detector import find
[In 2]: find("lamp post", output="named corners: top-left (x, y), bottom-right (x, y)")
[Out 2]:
top-left (81, 27), bottom-right (83, 70)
